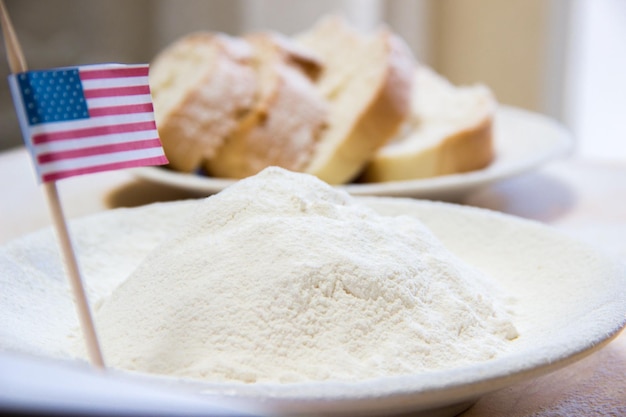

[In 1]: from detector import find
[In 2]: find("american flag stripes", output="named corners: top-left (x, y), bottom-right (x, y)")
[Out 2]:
top-left (8, 63), bottom-right (168, 182)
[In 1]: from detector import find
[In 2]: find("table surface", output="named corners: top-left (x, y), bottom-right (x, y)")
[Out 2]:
top-left (1, 146), bottom-right (625, 416)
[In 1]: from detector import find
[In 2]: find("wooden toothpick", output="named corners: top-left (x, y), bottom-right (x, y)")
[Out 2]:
top-left (0, 0), bottom-right (105, 369)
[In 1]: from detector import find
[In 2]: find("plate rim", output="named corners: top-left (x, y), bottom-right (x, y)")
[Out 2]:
top-left (1, 198), bottom-right (624, 416)
top-left (132, 105), bottom-right (574, 198)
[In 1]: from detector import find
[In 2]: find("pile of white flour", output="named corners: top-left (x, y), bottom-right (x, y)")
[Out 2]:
top-left (95, 167), bottom-right (517, 383)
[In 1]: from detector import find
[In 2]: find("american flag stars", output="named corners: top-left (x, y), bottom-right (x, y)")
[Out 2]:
top-left (17, 69), bottom-right (90, 125)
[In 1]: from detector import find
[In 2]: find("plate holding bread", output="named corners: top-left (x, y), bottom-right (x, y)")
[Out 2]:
top-left (141, 16), bottom-right (572, 197)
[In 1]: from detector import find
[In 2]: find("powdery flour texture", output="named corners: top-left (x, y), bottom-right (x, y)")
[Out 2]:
top-left (95, 167), bottom-right (517, 383)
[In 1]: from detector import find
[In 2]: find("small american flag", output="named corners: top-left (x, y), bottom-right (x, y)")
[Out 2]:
top-left (8, 63), bottom-right (168, 182)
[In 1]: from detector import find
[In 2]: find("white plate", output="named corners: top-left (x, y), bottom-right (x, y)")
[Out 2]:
top-left (1, 199), bottom-right (624, 417)
top-left (132, 106), bottom-right (573, 201)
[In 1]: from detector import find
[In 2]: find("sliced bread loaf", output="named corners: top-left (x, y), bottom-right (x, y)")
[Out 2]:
top-left (361, 66), bottom-right (496, 182)
top-left (204, 32), bottom-right (328, 179)
top-left (149, 32), bottom-right (257, 172)
top-left (295, 17), bottom-right (415, 185)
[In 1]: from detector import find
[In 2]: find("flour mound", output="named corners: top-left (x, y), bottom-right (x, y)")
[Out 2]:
top-left (95, 167), bottom-right (517, 383)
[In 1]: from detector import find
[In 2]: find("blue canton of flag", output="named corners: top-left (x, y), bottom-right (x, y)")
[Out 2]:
top-left (17, 69), bottom-right (90, 125)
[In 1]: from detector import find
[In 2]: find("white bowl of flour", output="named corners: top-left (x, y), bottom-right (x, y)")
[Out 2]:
top-left (1, 168), bottom-right (624, 417)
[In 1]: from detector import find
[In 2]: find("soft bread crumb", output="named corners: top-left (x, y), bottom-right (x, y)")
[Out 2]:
top-left (361, 66), bottom-right (497, 182)
top-left (149, 32), bottom-right (257, 172)
top-left (296, 16), bottom-right (415, 184)
top-left (204, 32), bottom-right (328, 178)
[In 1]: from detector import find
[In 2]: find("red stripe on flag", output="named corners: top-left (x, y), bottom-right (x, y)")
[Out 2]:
top-left (32, 121), bottom-right (157, 144)
top-left (79, 66), bottom-right (149, 80)
top-left (37, 138), bottom-right (163, 163)
top-left (41, 155), bottom-right (169, 182)
top-left (88, 103), bottom-right (154, 117)
top-left (83, 85), bottom-right (151, 99)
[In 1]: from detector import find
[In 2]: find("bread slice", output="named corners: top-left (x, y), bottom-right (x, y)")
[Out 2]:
top-left (295, 17), bottom-right (415, 185)
top-left (361, 66), bottom-right (496, 182)
top-left (204, 32), bottom-right (328, 179)
top-left (149, 32), bottom-right (257, 173)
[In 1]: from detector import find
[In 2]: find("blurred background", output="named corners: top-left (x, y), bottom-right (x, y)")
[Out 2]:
top-left (0, 0), bottom-right (624, 161)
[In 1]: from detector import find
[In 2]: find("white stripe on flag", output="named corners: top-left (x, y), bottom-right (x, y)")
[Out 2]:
top-left (38, 147), bottom-right (166, 176)
top-left (27, 112), bottom-right (156, 135)
top-left (80, 76), bottom-right (150, 89)
top-left (32, 129), bottom-right (159, 155)
top-left (86, 94), bottom-right (153, 108)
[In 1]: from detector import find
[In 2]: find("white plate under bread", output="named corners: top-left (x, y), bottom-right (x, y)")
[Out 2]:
top-left (133, 106), bottom-right (573, 201)
top-left (1, 197), bottom-right (623, 416)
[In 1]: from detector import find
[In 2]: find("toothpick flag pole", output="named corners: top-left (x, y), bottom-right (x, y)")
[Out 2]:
top-left (44, 190), bottom-right (107, 369)
top-left (0, 0), bottom-right (105, 368)
top-left (0, 1), bottom-right (24, 71)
